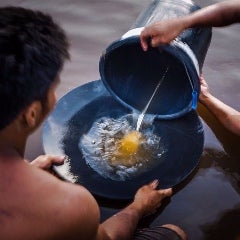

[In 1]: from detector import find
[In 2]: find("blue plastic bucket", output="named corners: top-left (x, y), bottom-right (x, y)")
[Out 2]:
top-left (99, 0), bottom-right (212, 119)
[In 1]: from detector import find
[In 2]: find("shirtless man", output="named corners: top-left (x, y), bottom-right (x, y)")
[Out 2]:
top-left (140, 0), bottom-right (240, 136)
top-left (0, 6), bottom-right (186, 240)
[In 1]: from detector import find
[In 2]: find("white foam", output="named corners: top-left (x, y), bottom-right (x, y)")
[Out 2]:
top-left (79, 115), bottom-right (166, 181)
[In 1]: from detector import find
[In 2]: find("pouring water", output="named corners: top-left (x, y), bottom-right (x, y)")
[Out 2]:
top-left (136, 67), bottom-right (169, 131)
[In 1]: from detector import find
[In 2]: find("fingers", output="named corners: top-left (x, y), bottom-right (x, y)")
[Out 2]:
top-left (134, 180), bottom-right (173, 217)
top-left (48, 155), bottom-right (65, 165)
top-left (31, 154), bottom-right (65, 170)
top-left (199, 75), bottom-right (208, 87)
top-left (40, 155), bottom-right (65, 166)
top-left (140, 25), bottom-right (158, 51)
top-left (199, 74), bottom-right (204, 81)
top-left (150, 179), bottom-right (159, 189)
top-left (140, 31), bottom-right (149, 51)
top-left (140, 31), bottom-right (168, 51)
top-left (149, 180), bottom-right (173, 197)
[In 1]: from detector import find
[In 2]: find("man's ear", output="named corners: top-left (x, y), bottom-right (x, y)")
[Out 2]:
top-left (23, 101), bottom-right (43, 129)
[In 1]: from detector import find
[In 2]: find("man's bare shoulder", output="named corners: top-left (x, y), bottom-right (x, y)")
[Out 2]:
top-left (0, 159), bottom-right (100, 240)
top-left (29, 163), bottom-right (101, 239)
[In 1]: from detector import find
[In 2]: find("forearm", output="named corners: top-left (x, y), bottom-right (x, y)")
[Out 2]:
top-left (97, 181), bottom-right (171, 240)
top-left (181, 0), bottom-right (240, 29)
top-left (200, 94), bottom-right (240, 135)
top-left (99, 202), bottom-right (142, 240)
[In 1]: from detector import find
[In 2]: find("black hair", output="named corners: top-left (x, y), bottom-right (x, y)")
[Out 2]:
top-left (0, 6), bottom-right (70, 130)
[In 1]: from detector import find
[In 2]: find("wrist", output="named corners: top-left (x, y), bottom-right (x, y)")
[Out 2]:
top-left (127, 202), bottom-right (144, 219)
top-left (180, 16), bottom-right (192, 30)
top-left (199, 92), bottom-right (214, 105)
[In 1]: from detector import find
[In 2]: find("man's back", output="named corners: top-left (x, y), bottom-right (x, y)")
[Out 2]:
top-left (0, 150), bottom-right (100, 240)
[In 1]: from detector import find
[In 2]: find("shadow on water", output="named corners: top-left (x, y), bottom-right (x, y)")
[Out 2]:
top-left (200, 148), bottom-right (240, 195)
top-left (201, 205), bottom-right (240, 240)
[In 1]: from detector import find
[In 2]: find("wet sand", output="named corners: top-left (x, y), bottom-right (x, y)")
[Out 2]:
top-left (1, 0), bottom-right (239, 239)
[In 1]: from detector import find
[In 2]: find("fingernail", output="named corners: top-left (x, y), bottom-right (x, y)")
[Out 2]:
top-left (59, 155), bottom-right (66, 161)
top-left (152, 179), bottom-right (159, 187)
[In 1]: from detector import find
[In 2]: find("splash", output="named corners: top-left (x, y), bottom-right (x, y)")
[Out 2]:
top-left (79, 115), bottom-right (166, 181)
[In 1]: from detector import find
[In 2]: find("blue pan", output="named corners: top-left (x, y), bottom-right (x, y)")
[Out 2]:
top-left (42, 80), bottom-right (204, 200)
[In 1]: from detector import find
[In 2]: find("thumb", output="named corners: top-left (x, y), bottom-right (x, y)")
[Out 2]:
top-left (47, 155), bottom-right (65, 166)
top-left (158, 188), bottom-right (173, 197)
top-left (31, 154), bottom-right (65, 170)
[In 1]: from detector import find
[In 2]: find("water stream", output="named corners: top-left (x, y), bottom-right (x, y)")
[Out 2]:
top-left (136, 67), bottom-right (169, 131)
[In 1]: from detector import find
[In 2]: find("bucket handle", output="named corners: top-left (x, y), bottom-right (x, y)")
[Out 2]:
top-left (172, 40), bottom-right (199, 110)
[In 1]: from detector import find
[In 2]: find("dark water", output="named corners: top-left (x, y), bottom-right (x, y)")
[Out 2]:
top-left (1, 0), bottom-right (239, 239)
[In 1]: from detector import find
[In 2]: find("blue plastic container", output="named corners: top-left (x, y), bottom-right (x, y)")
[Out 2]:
top-left (99, 0), bottom-right (212, 119)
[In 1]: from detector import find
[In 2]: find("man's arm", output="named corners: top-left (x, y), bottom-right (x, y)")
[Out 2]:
top-left (199, 75), bottom-right (240, 135)
top-left (97, 180), bottom-right (172, 240)
top-left (140, 0), bottom-right (240, 50)
top-left (182, 0), bottom-right (240, 28)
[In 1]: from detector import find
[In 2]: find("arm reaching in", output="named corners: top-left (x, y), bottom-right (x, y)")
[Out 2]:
top-left (199, 75), bottom-right (240, 136)
top-left (140, 0), bottom-right (240, 51)
top-left (97, 180), bottom-right (173, 240)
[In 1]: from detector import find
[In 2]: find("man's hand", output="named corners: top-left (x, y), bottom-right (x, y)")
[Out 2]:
top-left (199, 74), bottom-right (211, 103)
top-left (30, 154), bottom-right (65, 171)
top-left (132, 179), bottom-right (172, 217)
top-left (140, 19), bottom-right (186, 51)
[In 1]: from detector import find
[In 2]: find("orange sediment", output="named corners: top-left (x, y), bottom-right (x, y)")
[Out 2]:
top-left (109, 131), bottom-right (142, 167)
